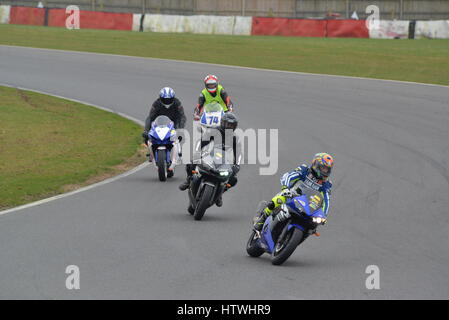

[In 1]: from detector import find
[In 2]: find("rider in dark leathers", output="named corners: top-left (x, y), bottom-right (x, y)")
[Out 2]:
top-left (142, 87), bottom-right (186, 144)
top-left (179, 112), bottom-right (242, 207)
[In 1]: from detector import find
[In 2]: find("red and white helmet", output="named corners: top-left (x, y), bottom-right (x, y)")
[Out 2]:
top-left (204, 74), bottom-right (218, 93)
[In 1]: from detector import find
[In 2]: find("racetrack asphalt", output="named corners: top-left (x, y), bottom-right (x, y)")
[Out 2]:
top-left (0, 45), bottom-right (448, 299)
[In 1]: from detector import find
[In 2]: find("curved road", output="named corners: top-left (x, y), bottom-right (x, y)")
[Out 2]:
top-left (1, 46), bottom-right (448, 299)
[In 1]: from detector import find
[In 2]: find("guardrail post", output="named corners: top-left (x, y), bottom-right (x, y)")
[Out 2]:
top-left (408, 20), bottom-right (416, 39)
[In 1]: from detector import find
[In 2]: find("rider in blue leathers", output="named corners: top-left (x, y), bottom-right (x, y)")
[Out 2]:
top-left (253, 153), bottom-right (334, 231)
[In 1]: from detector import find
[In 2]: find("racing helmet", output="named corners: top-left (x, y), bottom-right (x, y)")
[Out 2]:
top-left (220, 112), bottom-right (238, 131)
top-left (204, 74), bottom-right (218, 94)
top-left (159, 87), bottom-right (175, 107)
top-left (311, 153), bottom-right (334, 179)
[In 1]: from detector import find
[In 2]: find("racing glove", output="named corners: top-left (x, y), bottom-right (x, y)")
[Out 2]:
top-left (142, 131), bottom-right (149, 144)
top-left (193, 106), bottom-right (202, 121)
top-left (280, 188), bottom-right (294, 198)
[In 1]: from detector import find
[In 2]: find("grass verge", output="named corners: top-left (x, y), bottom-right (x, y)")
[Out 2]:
top-left (1, 24), bottom-right (449, 85)
top-left (0, 85), bottom-right (144, 210)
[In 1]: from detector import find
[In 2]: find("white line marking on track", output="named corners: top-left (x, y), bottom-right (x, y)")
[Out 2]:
top-left (0, 83), bottom-right (149, 216)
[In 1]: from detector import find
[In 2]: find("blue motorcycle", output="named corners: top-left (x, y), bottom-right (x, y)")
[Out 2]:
top-left (246, 189), bottom-right (327, 265)
top-left (148, 115), bottom-right (177, 181)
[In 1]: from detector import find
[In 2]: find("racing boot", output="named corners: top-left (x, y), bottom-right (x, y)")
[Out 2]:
top-left (253, 202), bottom-right (275, 232)
top-left (215, 195), bottom-right (223, 207)
top-left (215, 183), bottom-right (232, 207)
top-left (178, 177), bottom-right (190, 191)
top-left (179, 164), bottom-right (195, 191)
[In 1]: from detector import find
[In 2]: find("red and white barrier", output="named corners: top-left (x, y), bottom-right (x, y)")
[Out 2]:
top-left (133, 14), bottom-right (142, 32)
top-left (369, 20), bottom-right (410, 39)
top-left (233, 16), bottom-right (252, 35)
top-left (415, 20), bottom-right (449, 39)
top-left (3, 6), bottom-right (449, 40)
top-left (0, 5), bottom-right (11, 24)
top-left (48, 9), bottom-right (132, 30)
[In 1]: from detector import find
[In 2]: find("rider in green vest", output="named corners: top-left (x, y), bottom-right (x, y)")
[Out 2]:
top-left (194, 74), bottom-right (234, 120)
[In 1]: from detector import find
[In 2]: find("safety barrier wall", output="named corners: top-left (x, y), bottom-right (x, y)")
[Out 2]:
top-left (326, 19), bottom-right (368, 38)
top-left (139, 14), bottom-right (252, 35)
top-left (369, 20), bottom-right (410, 39)
top-left (252, 17), bottom-right (369, 38)
top-left (3, 6), bottom-right (449, 39)
top-left (415, 20), bottom-right (449, 39)
top-left (252, 17), bottom-right (326, 37)
top-left (2, 0), bottom-right (449, 20)
top-left (0, 5), bottom-right (11, 24)
top-left (9, 6), bottom-right (45, 26)
top-left (48, 8), bottom-right (133, 30)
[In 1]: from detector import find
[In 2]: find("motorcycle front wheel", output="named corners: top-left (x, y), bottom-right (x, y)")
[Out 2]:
top-left (271, 227), bottom-right (303, 265)
top-left (194, 184), bottom-right (214, 221)
top-left (156, 149), bottom-right (167, 182)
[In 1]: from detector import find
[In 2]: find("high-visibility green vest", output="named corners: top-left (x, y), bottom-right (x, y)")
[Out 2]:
top-left (201, 85), bottom-right (228, 111)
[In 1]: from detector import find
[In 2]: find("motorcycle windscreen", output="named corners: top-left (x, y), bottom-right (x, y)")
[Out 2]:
top-left (153, 115), bottom-right (172, 126)
top-left (199, 144), bottom-right (234, 169)
top-left (204, 102), bottom-right (224, 113)
top-left (151, 115), bottom-right (175, 141)
top-left (212, 146), bottom-right (234, 166)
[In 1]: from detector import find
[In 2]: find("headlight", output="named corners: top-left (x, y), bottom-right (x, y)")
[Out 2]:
top-left (313, 217), bottom-right (323, 224)
top-left (219, 171), bottom-right (229, 176)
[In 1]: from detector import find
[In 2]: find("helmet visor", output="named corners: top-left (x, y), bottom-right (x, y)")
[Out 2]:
top-left (318, 164), bottom-right (331, 177)
top-left (161, 97), bottom-right (174, 106)
top-left (222, 120), bottom-right (237, 130)
top-left (206, 83), bottom-right (217, 90)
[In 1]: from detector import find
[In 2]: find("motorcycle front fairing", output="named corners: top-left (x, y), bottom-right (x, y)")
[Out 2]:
top-left (257, 216), bottom-right (276, 253)
top-left (285, 193), bottom-right (326, 232)
top-left (149, 115), bottom-right (176, 162)
top-left (194, 145), bottom-right (234, 206)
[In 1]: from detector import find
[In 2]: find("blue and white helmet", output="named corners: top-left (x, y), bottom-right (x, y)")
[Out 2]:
top-left (159, 87), bottom-right (175, 108)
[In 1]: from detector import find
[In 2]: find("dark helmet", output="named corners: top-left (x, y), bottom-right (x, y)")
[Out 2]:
top-left (220, 112), bottom-right (238, 131)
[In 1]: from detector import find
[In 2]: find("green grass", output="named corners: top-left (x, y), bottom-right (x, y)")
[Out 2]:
top-left (0, 85), bottom-right (143, 210)
top-left (1, 24), bottom-right (449, 85)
